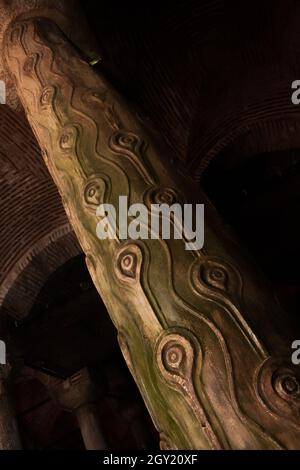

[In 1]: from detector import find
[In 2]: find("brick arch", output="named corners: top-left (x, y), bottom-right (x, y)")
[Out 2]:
top-left (194, 117), bottom-right (300, 180)
top-left (187, 71), bottom-right (300, 179)
top-left (183, 0), bottom-right (300, 179)
top-left (0, 229), bottom-right (81, 321)
top-left (0, 105), bottom-right (81, 320)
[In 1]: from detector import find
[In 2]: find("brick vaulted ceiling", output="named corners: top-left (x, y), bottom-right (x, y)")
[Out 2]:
top-left (1, 0), bottom-right (300, 321)
top-left (84, 0), bottom-right (300, 176)
top-left (0, 105), bottom-right (80, 321)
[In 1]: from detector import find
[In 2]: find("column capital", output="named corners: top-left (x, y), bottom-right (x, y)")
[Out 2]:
top-left (36, 367), bottom-right (107, 449)
top-left (0, 0), bottom-right (100, 110)
top-left (38, 367), bottom-right (97, 412)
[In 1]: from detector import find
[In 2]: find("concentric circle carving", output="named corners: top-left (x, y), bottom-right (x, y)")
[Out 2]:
top-left (23, 54), bottom-right (36, 73)
top-left (257, 359), bottom-right (300, 426)
top-left (157, 332), bottom-right (194, 386)
top-left (115, 244), bottom-right (143, 283)
top-left (84, 178), bottom-right (105, 207)
top-left (59, 127), bottom-right (77, 152)
top-left (191, 257), bottom-right (242, 299)
top-left (117, 251), bottom-right (138, 279)
top-left (110, 131), bottom-right (143, 157)
top-left (40, 86), bottom-right (56, 107)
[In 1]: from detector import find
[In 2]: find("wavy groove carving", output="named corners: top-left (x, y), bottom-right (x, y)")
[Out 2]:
top-left (109, 131), bottom-right (155, 185)
top-left (156, 331), bottom-right (222, 449)
top-left (191, 256), bottom-right (268, 359)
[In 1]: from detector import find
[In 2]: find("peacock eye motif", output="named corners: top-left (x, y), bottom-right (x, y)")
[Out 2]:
top-left (118, 251), bottom-right (138, 279)
top-left (110, 131), bottom-right (142, 156)
top-left (23, 54), bottom-right (36, 74)
top-left (84, 179), bottom-right (104, 207)
top-left (59, 127), bottom-right (77, 152)
top-left (191, 256), bottom-right (242, 301)
top-left (115, 244), bottom-right (143, 283)
top-left (153, 187), bottom-right (177, 206)
top-left (40, 86), bottom-right (56, 107)
top-left (273, 370), bottom-right (300, 400)
top-left (157, 333), bottom-right (195, 386)
top-left (201, 264), bottom-right (228, 291)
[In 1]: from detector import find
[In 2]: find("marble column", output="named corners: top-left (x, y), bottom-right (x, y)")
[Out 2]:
top-left (0, 364), bottom-right (22, 450)
top-left (3, 15), bottom-right (300, 449)
top-left (76, 403), bottom-right (106, 450)
top-left (39, 367), bottom-right (107, 450)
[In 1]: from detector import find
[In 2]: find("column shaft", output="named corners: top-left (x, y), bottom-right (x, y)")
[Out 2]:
top-left (76, 404), bottom-right (107, 450)
top-left (0, 372), bottom-right (22, 450)
top-left (4, 17), bottom-right (300, 449)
